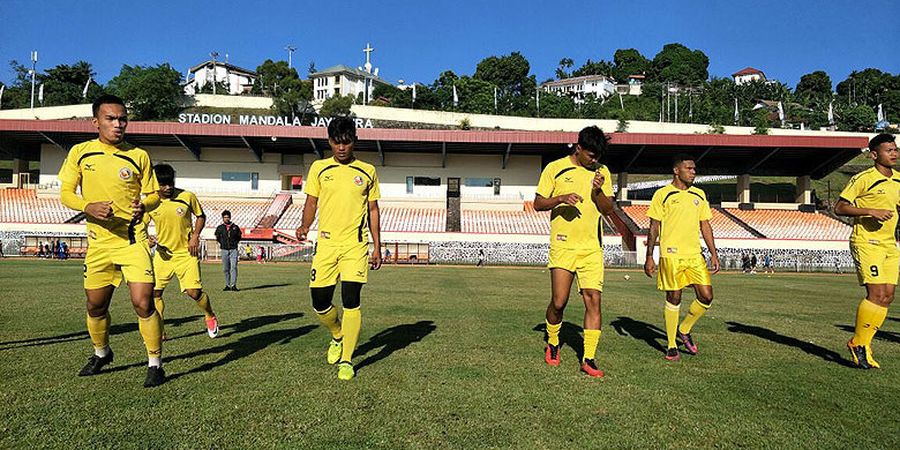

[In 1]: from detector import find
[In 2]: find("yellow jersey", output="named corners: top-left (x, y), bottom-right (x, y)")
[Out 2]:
top-left (536, 156), bottom-right (613, 251)
top-left (304, 157), bottom-right (380, 246)
top-left (839, 166), bottom-right (900, 245)
top-left (58, 139), bottom-right (158, 248)
top-left (647, 184), bottom-right (712, 257)
top-left (147, 188), bottom-right (204, 255)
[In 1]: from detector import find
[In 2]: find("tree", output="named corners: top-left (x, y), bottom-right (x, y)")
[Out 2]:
top-left (839, 104), bottom-right (877, 132)
top-left (795, 71), bottom-right (832, 101)
top-left (253, 59), bottom-right (298, 95)
top-left (106, 63), bottom-right (185, 120)
top-left (652, 43), bottom-right (709, 84)
top-left (0, 60), bottom-right (33, 109)
top-left (252, 59), bottom-right (312, 117)
top-left (39, 61), bottom-right (105, 106)
top-left (198, 79), bottom-right (231, 95)
top-left (571, 59), bottom-right (614, 78)
top-left (473, 52), bottom-right (536, 115)
top-left (318, 94), bottom-right (354, 117)
top-left (612, 48), bottom-right (650, 82)
top-left (555, 57), bottom-right (574, 79)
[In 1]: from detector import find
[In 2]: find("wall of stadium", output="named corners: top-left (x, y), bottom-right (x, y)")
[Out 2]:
top-left (38, 145), bottom-right (543, 201)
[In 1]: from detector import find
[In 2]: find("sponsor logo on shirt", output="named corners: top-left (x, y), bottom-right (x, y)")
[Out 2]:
top-left (320, 231), bottom-right (330, 239)
top-left (84, 163), bottom-right (96, 172)
top-left (323, 175), bottom-right (334, 182)
top-left (693, 199), bottom-right (700, 206)
top-left (564, 177), bottom-right (573, 183)
top-left (667, 247), bottom-right (678, 254)
top-left (556, 234), bottom-right (567, 241)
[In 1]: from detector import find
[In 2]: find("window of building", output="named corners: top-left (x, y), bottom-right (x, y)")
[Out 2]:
top-left (464, 177), bottom-right (493, 187)
top-left (413, 176), bottom-right (440, 186)
top-left (222, 172), bottom-right (252, 182)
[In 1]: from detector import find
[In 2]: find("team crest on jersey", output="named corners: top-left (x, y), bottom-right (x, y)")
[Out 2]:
top-left (693, 199), bottom-right (700, 206)
top-left (176, 206), bottom-right (186, 216)
top-left (353, 175), bottom-right (364, 186)
top-left (118, 167), bottom-right (133, 181)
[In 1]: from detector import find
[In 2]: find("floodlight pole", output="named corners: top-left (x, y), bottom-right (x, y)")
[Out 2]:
top-left (29, 50), bottom-right (38, 113)
top-left (210, 51), bottom-right (219, 95)
top-left (285, 45), bottom-right (297, 69)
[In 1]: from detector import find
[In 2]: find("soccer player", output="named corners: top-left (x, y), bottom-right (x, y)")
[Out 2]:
top-left (146, 164), bottom-right (219, 341)
top-left (296, 116), bottom-right (382, 381)
top-left (58, 94), bottom-right (165, 387)
top-left (834, 133), bottom-right (899, 369)
top-left (643, 153), bottom-right (720, 362)
top-left (534, 126), bottom-right (614, 378)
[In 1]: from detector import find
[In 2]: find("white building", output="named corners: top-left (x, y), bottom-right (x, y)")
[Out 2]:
top-left (184, 60), bottom-right (258, 96)
top-left (541, 75), bottom-right (616, 103)
top-left (309, 64), bottom-right (391, 103)
top-left (732, 67), bottom-right (766, 86)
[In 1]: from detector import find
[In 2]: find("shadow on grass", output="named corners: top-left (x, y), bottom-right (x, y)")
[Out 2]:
top-left (834, 324), bottom-right (900, 344)
top-left (532, 322), bottom-right (585, 360)
top-left (238, 283), bottom-right (294, 291)
top-left (726, 321), bottom-right (854, 367)
top-left (610, 316), bottom-right (667, 353)
top-left (354, 320), bottom-right (437, 372)
top-left (100, 312), bottom-right (307, 379)
top-left (0, 315), bottom-right (201, 351)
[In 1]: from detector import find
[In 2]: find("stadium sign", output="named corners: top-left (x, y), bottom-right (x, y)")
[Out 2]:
top-left (177, 113), bottom-right (374, 128)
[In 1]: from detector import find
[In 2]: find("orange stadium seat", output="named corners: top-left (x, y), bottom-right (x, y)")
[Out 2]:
top-left (725, 208), bottom-right (851, 241)
top-left (620, 204), bottom-right (756, 239)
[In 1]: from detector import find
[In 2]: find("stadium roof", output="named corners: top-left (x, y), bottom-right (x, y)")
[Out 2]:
top-left (0, 119), bottom-right (868, 179)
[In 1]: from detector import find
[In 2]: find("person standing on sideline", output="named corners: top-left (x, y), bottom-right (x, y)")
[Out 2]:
top-left (296, 116), bottom-right (382, 381)
top-left (215, 210), bottom-right (242, 291)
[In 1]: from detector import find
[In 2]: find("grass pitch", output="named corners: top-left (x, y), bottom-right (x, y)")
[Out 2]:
top-left (1, 259), bottom-right (898, 449)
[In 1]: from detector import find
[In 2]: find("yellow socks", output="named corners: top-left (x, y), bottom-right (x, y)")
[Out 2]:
top-left (546, 320), bottom-right (562, 346)
top-left (195, 292), bottom-right (216, 320)
top-left (138, 311), bottom-right (163, 366)
top-left (679, 299), bottom-right (711, 334)
top-left (853, 298), bottom-right (888, 347)
top-left (341, 307), bottom-right (361, 362)
top-left (583, 329), bottom-right (601, 361)
top-left (665, 302), bottom-right (680, 349)
top-left (86, 313), bottom-right (110, 355)
top-left (316, 306), bottom-right (343, 340)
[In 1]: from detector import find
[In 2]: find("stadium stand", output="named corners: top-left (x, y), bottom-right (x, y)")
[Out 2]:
top-left (0, 188), bottom-right (79, 223)
top-left (381, 208), bottom-right (446, 233)
top-left (253, 192), bottom-right (292, 229)
top-left (620, 204), bottom-right (756, 239)
top-left (725, 208), bottom-right (850, 240)
top-left (201, 198), bottom-right (269, 228)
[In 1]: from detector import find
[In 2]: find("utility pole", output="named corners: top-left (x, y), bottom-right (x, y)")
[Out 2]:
top-left (210, 51), bottom-right (219, 95)
top-left (285, 45), bottom-right (297, 69)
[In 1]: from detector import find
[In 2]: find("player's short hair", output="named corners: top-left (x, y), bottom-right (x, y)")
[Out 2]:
top-left (671, 153), bottom-right (695, 168)
top-left (153, 164), bottom-right (175, 186)
top-left (92, 94), bottom-right (126, 118)
top-left (222, 210), bottom-right (231, 217)
top-left (869, 133), bottom-right (896, 152)
top-left (327, 116), bottom-right (357, 144)
top-left (576, 126), bottom-right (610, 156)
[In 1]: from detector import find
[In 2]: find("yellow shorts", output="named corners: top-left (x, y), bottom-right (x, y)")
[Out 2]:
top-left (850, 241), bottom-right (899, 286)
top-left (310, 242), bottom-right (369, 288)
top-left (153, 250), bottom-right (202, 292)
top-left (548, 247), bottom-right (604, 292)
top-left (83, 241), bottom-right (154, 290)
top-left (657, 255), bottom-right (711, 291)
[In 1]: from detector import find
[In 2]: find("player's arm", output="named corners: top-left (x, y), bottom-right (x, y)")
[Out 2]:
top-left (296, 195), bottom-right (318, 242)
top-left (368, 200), bottom-right (382, 270)
top-left (643, 219), bottom-right (660, 277)
top-left (189, 215), bottom-right (206, 257)
top-left (834, 198), bottom-right (893, 221)
top-left (534, 193), bottom-right (582, 211)
top-left (700, 220), bottom-right (720, 274)
top-left (590, 170), bottom-right (614, 215)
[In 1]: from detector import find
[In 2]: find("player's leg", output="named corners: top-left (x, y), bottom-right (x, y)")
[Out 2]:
top-left (658, 257), bottom-right (685, 361)
top-left (333, 244), bottom-right (370, 380)
top-left (178, 253), bottom-right (217, 338)
top-left (79, 247), bottom-right (118, 376)
top-left (848, 244), bottom-right (895, 368)
top-left (678, 256), bottom-right (714, 355)
top-left (310, 245), bottom-right (343, 365)
top-left (119, 243), bottom-right (165, 386)
top-left (576, 250), bottom-right (604, 377)
top-left (545, 268), bottom-right (575, 366)
top-left (152, 252), bottom-right (174, 341)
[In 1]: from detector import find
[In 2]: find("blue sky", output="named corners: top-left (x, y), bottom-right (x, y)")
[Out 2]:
top-left (1, 0), bottom-right (897, 89)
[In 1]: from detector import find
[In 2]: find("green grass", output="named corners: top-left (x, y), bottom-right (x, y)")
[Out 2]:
top-left (1, 259), bottom-right (899, 449)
